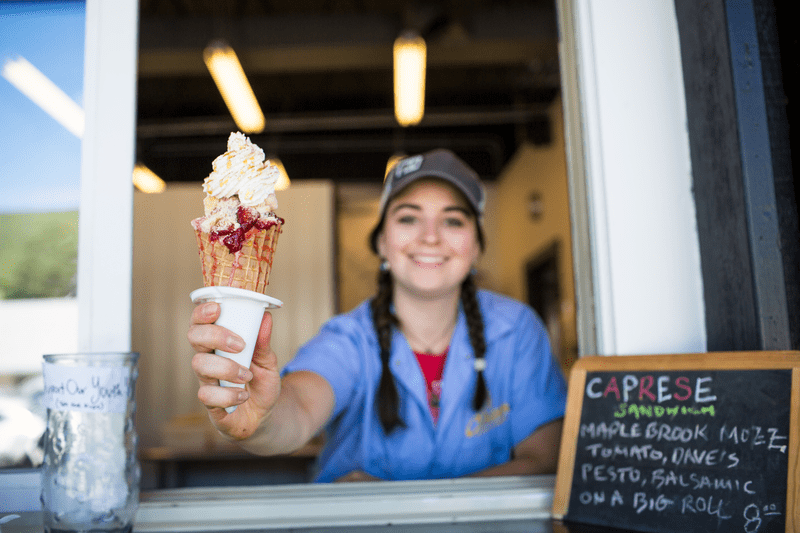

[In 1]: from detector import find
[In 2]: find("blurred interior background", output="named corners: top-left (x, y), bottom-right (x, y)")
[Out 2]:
top-left (129, 0), bottom-right (579, 483)
top-left (0, 0), bottom-right (628, 488)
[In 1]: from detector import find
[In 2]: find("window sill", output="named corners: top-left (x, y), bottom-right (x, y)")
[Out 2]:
top-left (1, 471), bottom-right (555, 531)
top-left (136, 475), bottom-right (555, 531)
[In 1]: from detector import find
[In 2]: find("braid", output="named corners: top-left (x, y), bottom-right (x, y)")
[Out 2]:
top-left (371, 268), bottom-right (404, 433)
top-left (461, 274), bottom-right (488, 411)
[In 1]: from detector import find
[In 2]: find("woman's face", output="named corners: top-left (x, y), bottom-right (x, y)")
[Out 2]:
top-left (377, 179), bottom-right (481, 300)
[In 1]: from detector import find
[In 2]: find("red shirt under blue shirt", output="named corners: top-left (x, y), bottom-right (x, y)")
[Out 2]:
top-left (413, 348), bottom-right (448, 423)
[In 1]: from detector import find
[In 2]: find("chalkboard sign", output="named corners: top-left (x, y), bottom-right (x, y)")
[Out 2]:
top-left (553, 351), bottom-right (800, 533)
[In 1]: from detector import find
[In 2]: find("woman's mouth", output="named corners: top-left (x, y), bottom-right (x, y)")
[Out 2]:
top-left (412, 255), bottom-right (446, 266)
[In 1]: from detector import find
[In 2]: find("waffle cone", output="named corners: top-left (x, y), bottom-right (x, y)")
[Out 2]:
top-left (195, 221), bottom-right (282, 294)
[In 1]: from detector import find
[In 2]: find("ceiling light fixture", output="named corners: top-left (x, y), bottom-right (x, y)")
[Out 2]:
top-left (1, 55), bottom-right (85, 137)
top-left (393, 32), bottom-right (426, 127)
top-left (133, 163), bottom-right (166, 194)
top-left (269, 157), bottom-right (291, 191)
top-left (203, 40), bottom-right (265, 134)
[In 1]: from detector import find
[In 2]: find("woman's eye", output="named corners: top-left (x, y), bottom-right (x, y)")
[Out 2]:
top-left (397, 215), bottom-right (417, 224)
top-left (444, 217), bottom-right (465, 227)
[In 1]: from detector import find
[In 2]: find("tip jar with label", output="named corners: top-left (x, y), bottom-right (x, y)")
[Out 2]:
top-left (40, 353), bottom-right (140, 533)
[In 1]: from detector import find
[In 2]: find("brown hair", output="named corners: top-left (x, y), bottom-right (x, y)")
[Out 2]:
top-left (370, 269), bottom-right (488, 434)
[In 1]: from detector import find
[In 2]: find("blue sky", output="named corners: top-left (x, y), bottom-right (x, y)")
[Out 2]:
top-left (0, 1), bottom-right (85, 213)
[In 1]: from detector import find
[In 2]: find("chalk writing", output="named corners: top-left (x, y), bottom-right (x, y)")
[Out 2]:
top-left (567, 369), bottom-right (790, 533)
top-left (585, 375), bottom-right (717, 404)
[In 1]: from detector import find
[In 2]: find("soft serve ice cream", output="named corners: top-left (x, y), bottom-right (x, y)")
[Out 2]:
top-left (192, 132), bottom-right (284, 293)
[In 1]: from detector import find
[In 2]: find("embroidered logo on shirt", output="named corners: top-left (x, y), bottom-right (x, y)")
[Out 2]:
top-left (465, 402), bottom-right (510, 437)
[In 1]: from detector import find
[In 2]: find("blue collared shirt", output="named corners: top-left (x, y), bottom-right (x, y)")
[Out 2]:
top-left (282, 290), bottom-right (567, 482)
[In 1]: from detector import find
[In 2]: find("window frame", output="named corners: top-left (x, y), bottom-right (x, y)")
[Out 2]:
top-left (76, 0), bottom-right (138, 353)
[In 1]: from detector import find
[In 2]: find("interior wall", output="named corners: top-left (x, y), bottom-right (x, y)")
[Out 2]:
top-left (335, 183), bottom-right (382, 315)
top-left (132, 182), bottom-right (335, 449)
top-left (495, 97), bottom-right (577, 371)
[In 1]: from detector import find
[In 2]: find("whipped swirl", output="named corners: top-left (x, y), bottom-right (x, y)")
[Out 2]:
top-left (203, 132), bottom-right (279, 215)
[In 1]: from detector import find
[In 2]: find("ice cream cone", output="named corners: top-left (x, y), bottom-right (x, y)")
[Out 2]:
top-left (194, 221), bottom-right (282, 294)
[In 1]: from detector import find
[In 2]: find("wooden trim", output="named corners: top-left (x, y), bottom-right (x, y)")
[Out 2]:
top-left (790, 368), bottom-right (800, 531)
top-left (552, 363), bottom-right (586, 517)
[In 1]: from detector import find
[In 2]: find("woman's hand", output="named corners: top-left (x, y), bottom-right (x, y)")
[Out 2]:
top-left (334, 470), bottom-right (382, 483)
top-left (187, 302), bottom-right (282, 441)
top-left (469, 418), bottom-right (563, 477)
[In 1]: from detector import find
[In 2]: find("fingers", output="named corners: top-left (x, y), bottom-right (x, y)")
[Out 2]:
top-left (192, 351), bottom-right (254, 409)
top-left (187, 323), bottom-right (245, 355)
top-left (197, 383), bottom-right (250, 410)
top-left (334, 470), bottom-right (381, 482)
top-left (192, 352), bottom-right (253, 385)
top-left (191, 302), bottom-right (220, 324)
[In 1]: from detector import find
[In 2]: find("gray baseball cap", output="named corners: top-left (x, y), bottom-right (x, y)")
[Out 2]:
top-left (379, 149), bottom-right (485, 217)
top-left (370, 149), bottom-right (486, 253)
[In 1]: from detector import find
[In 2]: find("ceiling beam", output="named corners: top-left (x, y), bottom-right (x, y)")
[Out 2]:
top-left (137, 104), bottom-right (551, 137)
top-left (137, 40), bottom-right (558, 77)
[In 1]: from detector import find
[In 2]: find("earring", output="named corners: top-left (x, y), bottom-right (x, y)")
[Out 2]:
top-left (380, 260), bottom-right (390, 272)
top-left (470, 266), bottom-right (478, 277)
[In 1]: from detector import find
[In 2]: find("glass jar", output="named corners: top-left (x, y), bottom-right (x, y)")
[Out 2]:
top-left (40, 352), bottom-right (140, 533)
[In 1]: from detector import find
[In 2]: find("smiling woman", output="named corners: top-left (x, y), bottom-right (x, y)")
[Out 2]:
top-left (376, 178), bottom-right (482, 304)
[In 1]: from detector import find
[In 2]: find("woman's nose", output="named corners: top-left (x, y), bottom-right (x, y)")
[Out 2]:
top-left (420, 220), bottom-right (440, 243)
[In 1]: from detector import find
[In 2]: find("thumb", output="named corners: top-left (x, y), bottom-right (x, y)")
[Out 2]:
top-left (251, 311), bottom-right (277, 370)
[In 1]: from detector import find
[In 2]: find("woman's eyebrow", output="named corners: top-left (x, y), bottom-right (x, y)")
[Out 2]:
top-left (390, 204), bottom-right (471, 215)
top-left (390, 203), bottom-right (422, 214)
top-left (443, 206), bottom-right (471, 216)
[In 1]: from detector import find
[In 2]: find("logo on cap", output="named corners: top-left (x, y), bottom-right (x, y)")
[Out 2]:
top-left (393, 155), bottom-right (423, 179)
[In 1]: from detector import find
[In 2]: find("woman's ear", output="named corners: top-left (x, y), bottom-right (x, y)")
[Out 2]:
top-left (470, 240), bottom-right (482, 265)
top-left (376, 231), bottom-right (387, 259)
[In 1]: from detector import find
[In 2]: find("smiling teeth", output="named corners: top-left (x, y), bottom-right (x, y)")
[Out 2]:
top-left (415, 256), bottom-right (445, 263)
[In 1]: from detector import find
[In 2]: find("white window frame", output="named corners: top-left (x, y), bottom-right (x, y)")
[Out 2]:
top-left (557, 0), bottom-right (706, 356)
top-left (76, 0), bottom-right (139, 352)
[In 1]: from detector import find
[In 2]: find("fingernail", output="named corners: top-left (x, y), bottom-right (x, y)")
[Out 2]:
top-left (239, 367), bottom-right (253, 381)
top-left (227, 336), bottom-right (245, 351)
top-left (238, 390), bottom-right (249, 402)
top-left (203, 303), bottom-right (218, 318)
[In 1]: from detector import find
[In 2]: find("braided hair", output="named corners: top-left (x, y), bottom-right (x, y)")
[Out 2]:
top-left (460, 273), bottom-right (488, 411)
top-left (370, 267), bottom-right (404, 433)
top-left (371, 269), bottom-right (488, 434)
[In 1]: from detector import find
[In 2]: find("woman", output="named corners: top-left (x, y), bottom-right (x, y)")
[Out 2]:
top-left (188, 149), bottom-right (567, 482)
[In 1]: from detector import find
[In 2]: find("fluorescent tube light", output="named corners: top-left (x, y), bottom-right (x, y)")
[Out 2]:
top-left (203, 40), bottom-right (265, 134)
top-left (2, 55), bottom-right (85, 137)
top-left (133, 163), bottom-right (166, 194)
top-left (393, 32), bottom-right (426, 127)
top-left (269, 157), bottom-right (291, 191)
